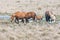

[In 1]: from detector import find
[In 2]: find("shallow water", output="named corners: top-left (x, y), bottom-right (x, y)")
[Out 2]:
top-left (0, 15), bottom-right (10, 19)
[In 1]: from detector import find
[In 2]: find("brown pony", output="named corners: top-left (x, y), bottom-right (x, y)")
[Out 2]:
top-left (25, 11), bottom-right (36, 23)
top-left (11, 11), bottom-right (27, 24)
top-left (35, 15), bottom-right (43, 20)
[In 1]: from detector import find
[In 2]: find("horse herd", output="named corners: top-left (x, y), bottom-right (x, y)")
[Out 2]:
top-left (10, 10), bottom-right (56, 24)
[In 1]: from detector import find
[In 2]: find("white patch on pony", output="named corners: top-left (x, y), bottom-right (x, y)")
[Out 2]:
top-left (29, 18), bottom-right (33, 23)
top-left (50, 14), bottom-right (56, 23)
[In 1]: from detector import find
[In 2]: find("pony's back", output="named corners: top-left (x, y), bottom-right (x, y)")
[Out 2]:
top-left (35, 15), bottom-right (43, 20)
top-left (14, 11), bottom-right (27, 18)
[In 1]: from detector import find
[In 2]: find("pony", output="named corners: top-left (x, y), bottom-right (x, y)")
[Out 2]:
top-left (49, 11), bottom-right (56, 23)
top-left (10, 11), bottom-right (27, 24)
top-left (45, 10), bottom-right (56, 23)
top-left (35, 15), bottom-right (43, 22)
top-left (35, 15), bottom-right (43, 20)
top-left (25, 11), bottom-right (36, 23)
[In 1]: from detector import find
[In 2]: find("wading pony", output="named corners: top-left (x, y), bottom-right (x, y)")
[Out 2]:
top-left (35, 15), bottom-right (43, 22)
top-left (25, 11), bottom-right (36, 23)
top-left (35, 15), bottom-right (43, 20)
top-left (10, 11), bottom-right (27, 24)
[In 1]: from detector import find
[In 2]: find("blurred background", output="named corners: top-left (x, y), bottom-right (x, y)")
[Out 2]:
top-left (0, 0), bottom-right (60, 15)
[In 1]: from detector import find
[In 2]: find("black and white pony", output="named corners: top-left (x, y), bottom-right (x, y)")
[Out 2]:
top-left (45, 11), bottom-right (56, 23)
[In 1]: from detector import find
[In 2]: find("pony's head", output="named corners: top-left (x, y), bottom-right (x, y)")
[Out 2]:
top-left (10, 14), bottom-right (15, 22)
top-left (45, 11), bottom-right (50, 16)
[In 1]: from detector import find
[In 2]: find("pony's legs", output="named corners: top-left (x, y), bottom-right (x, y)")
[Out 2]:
top-left (32, 16), bottom-right (35, 20)
top-left (21, 19), bottom-right (24, 23)
top-left (51, 19), bottom-right (55, 23)
top-left (26, 18), bottom-right (29, 23)
top-left (33, 17), bottom-right (36, 22)
top-left (16, 19), bottom-right (19, 24)
top-left (15, 17), bottom-right (17, 23)
top-left (15, 18), bottom-right (19, 24)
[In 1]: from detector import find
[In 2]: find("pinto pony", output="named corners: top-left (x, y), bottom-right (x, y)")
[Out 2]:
top-left (45, 11), bottom-right (56, 23)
